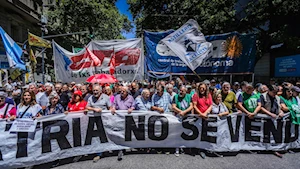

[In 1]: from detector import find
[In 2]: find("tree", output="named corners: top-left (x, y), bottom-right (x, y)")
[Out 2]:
top-left (128, 0), bottom-right (300, 63)
top-left (47, 0), bottom-right (133, 49)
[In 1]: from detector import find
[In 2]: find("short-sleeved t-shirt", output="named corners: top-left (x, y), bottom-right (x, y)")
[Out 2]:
top-left (238, 93), bottom-right (261, 103)
top-left (192, 93), bottom-right (212, 113)
top-left (0, 103), bottom-right (16, 118)
top-left (17, 104), bottom-right (42, 118)
top-left (87, 94), bottom-right (111, 110)
top-left (221, 91), bottom-right (237, 113)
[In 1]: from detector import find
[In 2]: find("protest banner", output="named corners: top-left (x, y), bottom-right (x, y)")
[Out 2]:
top-left (145, 30), bottom-right (256, 78)
top-left (53, 38), bottom-right (144, 83)
top-left (0, 111), bottom-right (299, 168)
top-left (9, 119), bottom-right (37, 132)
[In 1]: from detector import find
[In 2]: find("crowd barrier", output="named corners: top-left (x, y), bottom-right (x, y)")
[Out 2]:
top-left (0, 111), bottom-right (298, 168)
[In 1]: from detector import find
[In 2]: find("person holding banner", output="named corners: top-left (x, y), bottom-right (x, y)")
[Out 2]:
top-left (111, 86), bottom-right (135, 161)
top-left (44, 92), bottom-right (65, 116)
top-left (192, 82), bottom-right (213, 119)
top-left (211, 93), bottom-right (229, 116)
top-left (151, 85), bottom-right (172, 114)
top-left (0, 91), bottom-right (16, 120)
top-left (260, 85), bottom-right (284, 118)
top-left (16, 91), bottom-right (43, 119)
top-left (237, 84), bottom-right (261, 119)
top-left (220, 82), bottom-right (238, 114)
top-left (104, 86), bottom-right (115, 104)
top-left (280, 86), bottom-right (300, 124)
top-left (86, 84), bottom-right (112, 163)
top-left (135, 89), bottom-right (152, 111)
top-left (172, 86), bottom-right (193, 157)
top-left (67, 90), bottom-right (87, 112)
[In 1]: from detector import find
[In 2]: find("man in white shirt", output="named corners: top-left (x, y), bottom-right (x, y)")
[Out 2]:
top-left (292, 86), bottom-right (300, 107)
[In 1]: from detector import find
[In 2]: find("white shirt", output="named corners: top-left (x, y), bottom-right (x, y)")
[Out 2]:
top-left (211, 102), bottom-right (229, 114)
top-left (17, 104), bottom-right (42, 118)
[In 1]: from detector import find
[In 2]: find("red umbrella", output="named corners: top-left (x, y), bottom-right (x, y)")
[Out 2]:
top-left (86, 74), bottom-right (118, 83)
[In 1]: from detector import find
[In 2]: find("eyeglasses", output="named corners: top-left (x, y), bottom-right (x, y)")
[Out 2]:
top-left (0, 97), bottom-right (5, 101)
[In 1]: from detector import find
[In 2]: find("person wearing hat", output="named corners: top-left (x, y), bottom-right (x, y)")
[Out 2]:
top-left (292, 86), bottom-right (300, 107)
top-left (67, 90), bottom-right (87, 112)
top-left (0, 91), bottom-right (16, 120)
top-left (237, 84), bottom-right (261, 118)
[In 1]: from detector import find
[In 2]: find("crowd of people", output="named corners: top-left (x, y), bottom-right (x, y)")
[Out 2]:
top-left (1, 78), bottom-right (300, 163)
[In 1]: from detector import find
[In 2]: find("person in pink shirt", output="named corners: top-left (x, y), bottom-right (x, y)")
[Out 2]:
top-left (192, 82), bottom-right (213, 119)
top-left (0, 91), bottom-right (16, 120)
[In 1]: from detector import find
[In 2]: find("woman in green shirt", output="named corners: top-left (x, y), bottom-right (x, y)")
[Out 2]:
top-left (280, 86), bottom-right (300, 124)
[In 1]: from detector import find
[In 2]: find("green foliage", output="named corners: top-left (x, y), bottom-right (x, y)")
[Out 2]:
top-left (128, 0), bottom-right (300, 62)
top-left (47, 0), bottom-right (133, 49)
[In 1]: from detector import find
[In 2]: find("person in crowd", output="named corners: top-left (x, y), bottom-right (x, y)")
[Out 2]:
top-left (86, 84), bottom-right (111, 163)
top-left (237, 84), bottom-right (261, 119)
top-left (0, 88), bottom-right (14, 105)
top-left (12, 85), bottom-right (21, 105)
top-left (209, 86), bottom-right (217, 96)
top-left (55, 83), bottom-right (70, 110)
top-left (105, 86), bottom-right (115, 104)
top-left (192, 82), bottom-right (213, 119)
top-left (28, 83), bottom-right (48, 110)
top-left (130, 82), bottom-right (141, 99)
top-left (135, 89), bottom-right (152, 111)
top-left (151, 85), bottom-right (172, 114)
top-left (220, 82), bottom-right (237, 113)
top-left (258, 84), bottom-right (268, 95)
top-left (0, 91), bottom-right (16, 120)
top-left (166, 84), bottom-right (176, 101)
top-left (111, 86), bottom-right (135, 161)
top-left (280, 86), bottom-right (300, 124)
top-left (67, 90), bottom-right (87, 112)
top-left (44, 92), bottom-right (65, 116)
top-left (80, 85), bottom-right (91, 101)
top-left (277, 85), bottom-right (283, 96)
top-left (232, 82), bottom-right (241, 94)
top-left (4, 79), bottom-right (13, 96)
top-left (172, 86), bottom-right (193, 157)
top-left (203, 80), bottom-right (210, 87)
top-left (211, 92), bottom-right (229, 117)
top-left (260, 85), bottom-right (284, 118)
top-left (114, 84), bottom-right (123, 96)
top-left (292, 86), bottom-right (300, 106)
top-left (236, 81), bottom-right (248, 99)
top-left (254, 83), bottom-right (262, 94)
top-left (16, 91), bottom-right (43, 118)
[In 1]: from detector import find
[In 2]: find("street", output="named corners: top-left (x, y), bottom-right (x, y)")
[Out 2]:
top-left (35, 150), bottom-right (300, 169)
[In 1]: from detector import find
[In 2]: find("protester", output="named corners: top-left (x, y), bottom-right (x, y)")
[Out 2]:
top-left (220, 82), bottom-right (237, 113)
top-left (67, 90), bottom-right (87, 112)
top-left (151, 85), bottom-right (172, 114)
top-left (260, 85), bottom-right (283, 118)
top-left (12, 85), bottom-right (21, 105)
top-left (237, 84), bottom-right (261, 119)
top-left (212, 92), bottom-right (229, 117)
top-left (232, 82), bottom-right (240, 94)
top-left (280, 86), bottom-right (300, 124)
top-left (80, 84), bottom-right (91, 101)
top-left (130, 82), bottom-right (141, 99)
top-left (104, 86), bottom-right (115, 104)
top-left (166, 84), bottom-right (176, 101)
top-left (44, 92), bottom-right (65, 115)
top-left (292, 86), bottom-right (300, 106)
top-left (0, 91), bottom-right (16, 120)
top-left (55, 83), bottom-right (70, 110)
top-left (192, 82), bottom-right (213, 119)
top-left (135, 89), bottom-right (152, 111)
top-left (172, 86), bottom-right (193, 157)
top-left (86, 84), bottom-right (111, 162)
top-left (29, 83), bottom-right (48, 109)
top-left (16, 91), bottom-right (43, 118)
top-left (236, 81), bottom-right (248, 99)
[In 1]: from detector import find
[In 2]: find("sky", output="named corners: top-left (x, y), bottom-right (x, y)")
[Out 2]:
top-left (116, 0), bottom-right (136, 39)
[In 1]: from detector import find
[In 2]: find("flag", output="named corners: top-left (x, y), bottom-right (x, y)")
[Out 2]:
top-left (30, 49), bottom-right (37, 64)
top-left (85, 47), bottom-right (101, 66)
top-left (161, 19), bottom-right (212, 71)
top-left (0, 27), bottom-right (26, 70)
top-left (109, 48), bottom-right (116, 75)
top-left (28, 33), bottom-right (51, 48)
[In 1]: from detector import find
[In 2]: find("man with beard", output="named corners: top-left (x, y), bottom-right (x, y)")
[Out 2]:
top-left (220, 82), bottom-right (238, 113)
top-left (86, 84), bottom-right (111, 162)
top-left (80, 85), bottom-right (92, 101)
top-left (172, 86), bottom-right (193, 157)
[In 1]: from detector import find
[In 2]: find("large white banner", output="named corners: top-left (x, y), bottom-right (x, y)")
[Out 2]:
top-left (161, 19), bottom-right (212, 71)
top-left (0, 111), bottom-right (299, 168)
top-left (53, 38), bottom-right (144, 83)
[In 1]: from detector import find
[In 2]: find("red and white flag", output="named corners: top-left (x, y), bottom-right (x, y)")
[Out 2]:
top-left (109, 48), bottom-right (115, 75)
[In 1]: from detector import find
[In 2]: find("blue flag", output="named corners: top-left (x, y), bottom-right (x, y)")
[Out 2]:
top-left (0, 27), bottom-right (26, 70)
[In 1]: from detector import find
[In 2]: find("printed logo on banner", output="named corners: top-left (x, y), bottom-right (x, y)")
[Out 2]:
top-left (68, 49), bottom-right (141, 70)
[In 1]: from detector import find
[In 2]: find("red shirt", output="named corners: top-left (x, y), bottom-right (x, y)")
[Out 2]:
top-left (0, 103), bottom-right (16, 119)
top-left (192, 93), bottom-right (212, 113)
top-left (68, 100), bottom-right (87, 112)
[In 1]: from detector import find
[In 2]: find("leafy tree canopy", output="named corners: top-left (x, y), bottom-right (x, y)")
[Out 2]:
top-left (47, 0), bottom-right (133, 49)
top-left (128, 0), bottom-right (300, 62)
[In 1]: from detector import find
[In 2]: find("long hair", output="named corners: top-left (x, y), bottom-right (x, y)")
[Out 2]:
top-left (197, 82), bottom-right (209, 98)
top-left (20, 91), bottom-right (37, 107)
top-left (281, 86), bottom-right (292, 100)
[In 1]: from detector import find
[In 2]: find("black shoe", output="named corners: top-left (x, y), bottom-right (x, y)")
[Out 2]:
top-left (117, 150), bottom-right (123, 161)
